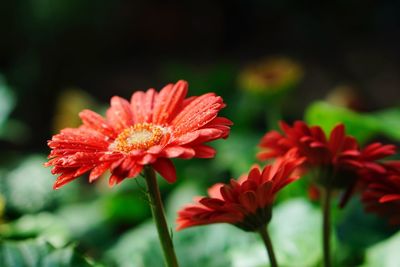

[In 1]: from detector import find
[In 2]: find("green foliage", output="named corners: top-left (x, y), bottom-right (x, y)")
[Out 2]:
top-left (373, 107), bottom-right (400, 141)
top-left (0, 155), bottom-right (84, 215)
top-left (305, 101), bottom-right (400, 144)
top-left (0, 75), bottom-right (15, 127)
top-left (270, 199), bottom-right (322, 267)
top-left (0, 75), bottom-right (29, 143)
top-left (336, 197), bottom-right (397, 250)
top-left (305, 102), bottom-right (379, 144)
top-left (106, 198), bottom-right (322, 267)
top-left (0, 238), bottom-right (97, 267)
top-left (0, 213), bottom-right (69, 247)
top-left (362, 230), bottom-right (400, 267)
top-left (1, 155), bottom-right (56, 214)
top-left (213, 131), bottom-right (261, 178)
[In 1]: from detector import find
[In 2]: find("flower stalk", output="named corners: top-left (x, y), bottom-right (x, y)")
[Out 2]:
top-left (258, 226), bottom-right (278, 267)
top-left (144, 166), bottom-right (179, 267)
top-left (321, 186), bottom-right (332, 267)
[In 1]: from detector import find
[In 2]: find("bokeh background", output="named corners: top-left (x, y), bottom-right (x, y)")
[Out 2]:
top-left (0, 1), bottom-right (399, 266)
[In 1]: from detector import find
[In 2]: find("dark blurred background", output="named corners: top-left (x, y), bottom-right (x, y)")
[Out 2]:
top-left (1, 0), bottom-right (399, 153)
top-left (0, 1), bottom-right (400, 266)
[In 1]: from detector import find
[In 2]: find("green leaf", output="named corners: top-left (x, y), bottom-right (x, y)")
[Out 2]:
top-left (336, 197), bottom-right (396, 250)
top-left (305, 102), bottom-right (400, 144)
top-left (362, 230), bottom-right (400, 267)
top-left (1, 199), bottom-right (114, 250)
top-left (212, 131), bottom-right (261, 178)
top-left (0, 213), bottom-right (70, 247)
top-left (0, 154), bottom-right (83, 215)
top-left (0, 238), bottom-right (97, 267)
top-left (305, 102), bottom-right (379, 144)
top-left (165, 181), bottom-right (202, 222)
top-left (269, 198), bottom-right (322, 267)
top-left (103, 190), bottom-right (150, 223)
top-left (372, 107), bottom-right (400, 141)
top-left (0, 75), bottom-right (16, 127)
top-left (2, 155), bottom-right (56, 214)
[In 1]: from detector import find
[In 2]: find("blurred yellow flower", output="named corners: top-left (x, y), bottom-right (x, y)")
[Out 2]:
top-left (238, 57), bottom-right (303, 95)
top-left (53, 88), bottom-right (95, 133)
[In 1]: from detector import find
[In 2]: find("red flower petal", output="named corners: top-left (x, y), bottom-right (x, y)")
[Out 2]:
top-left (152, 80), bottom-right (188, 125)
top-left (130, 89), bottom-right (157, 123)
top-left (172, 93), bottom-right (225, 136)
top-left (79, 110), bottom-right (117, 138)
top-left (106, 96), bottom-right (133, 132)
top-left (152, 158), bottom-right (177, 183)
top-left (192, 145), bottom-right (216, 158)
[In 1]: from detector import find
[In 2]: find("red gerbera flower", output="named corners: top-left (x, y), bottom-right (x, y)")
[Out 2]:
top-left (361, 161), bottom-right (400, 224)
top-left (46, 80), bottom-right (232, 189)
top-left (258, 121), bottom-right (396, 189)
top-left (176, 149), bottom-right (304, 231)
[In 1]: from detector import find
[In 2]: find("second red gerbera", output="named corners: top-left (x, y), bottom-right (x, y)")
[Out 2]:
top-left (177, 149), bottom-right (304, 231)
top-left (361, 161), bottom-right (400, 224)
top-left (258, 121), bottom-right (396, 189)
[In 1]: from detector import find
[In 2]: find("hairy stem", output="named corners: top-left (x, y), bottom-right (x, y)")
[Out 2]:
top-left (144, 166), bottom-right (179, 267)
top-left (259, 226), bottom-right (278, 267)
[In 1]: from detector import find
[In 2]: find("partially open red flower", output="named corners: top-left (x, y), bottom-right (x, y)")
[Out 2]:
top-left (258, 121), bottom-right (360, 167)
top-left (361, 161), bottom-right (400, 224)
top-left (258, 121), bottom-right (396, 189)
top-left (176, 150), bottom-right (304, 231)
top-left (46, 80), bottom-right (232, 189)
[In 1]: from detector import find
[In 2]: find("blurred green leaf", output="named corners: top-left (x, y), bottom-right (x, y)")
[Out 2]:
top-left (336, 197), bottom-right (397, 250)
top-left (0, 238), bottom-right (97, 267)
top-left (165, 181), bottom-right (202, 222)
top-left (269, 198), bottom-right (322, 267)
top-left (0, 154), bottom-right (83, 215)
top-left (0, 75), bottom-right (29, 143)
top-left (0, 213), bottom-right (70, 247)
top-left (2, 155), bottom-right (55, 214)
top-left (0, 75), bottom-right (15, 127)
top-left (0, 119), bottom-right (30, 143)
top-left (275, 174), bottom-right (310, 204)
top-left (213, 131), bottom-right (261, 178)
top-left (305, 102), bottom-right (400, 144)
top-left (305, 102), bottom-right (379, 144)
top-left (362, 230), bottom-right (400, 267)
top-left (56, 200), bottom-right (109, 246)
top-left (103, 191), bottom-right (150, 223)
top-left (373, 107), bottom-right (400, 141)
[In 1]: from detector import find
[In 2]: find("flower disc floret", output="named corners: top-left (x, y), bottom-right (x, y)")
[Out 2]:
top-left (112, 123), bottom-right (164, 152)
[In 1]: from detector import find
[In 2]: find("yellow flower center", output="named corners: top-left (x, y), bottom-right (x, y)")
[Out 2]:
top-left (112, 123), bottom-right (164, 153)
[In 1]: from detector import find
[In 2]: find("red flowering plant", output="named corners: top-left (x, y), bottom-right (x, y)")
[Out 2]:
top-left (361, 161), bottom-right (400, 225)
top-left (258, 121), bottom-right (396, 191)
top-left (257, 120), bottom-right (396, 267)
top-left (45, 80), bottom-right (232, 267)
top-left (177, 149), bottom-right (305, 267)
top-left (46, 80), bottom-right (231, 188)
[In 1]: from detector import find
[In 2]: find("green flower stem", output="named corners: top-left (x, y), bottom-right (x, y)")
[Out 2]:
top-left (321, 186), bottom-right (332, 267)
top-left (259, 226), bottom-right (278, 267)
top-left (143, 166), bottom-right (179, 267)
